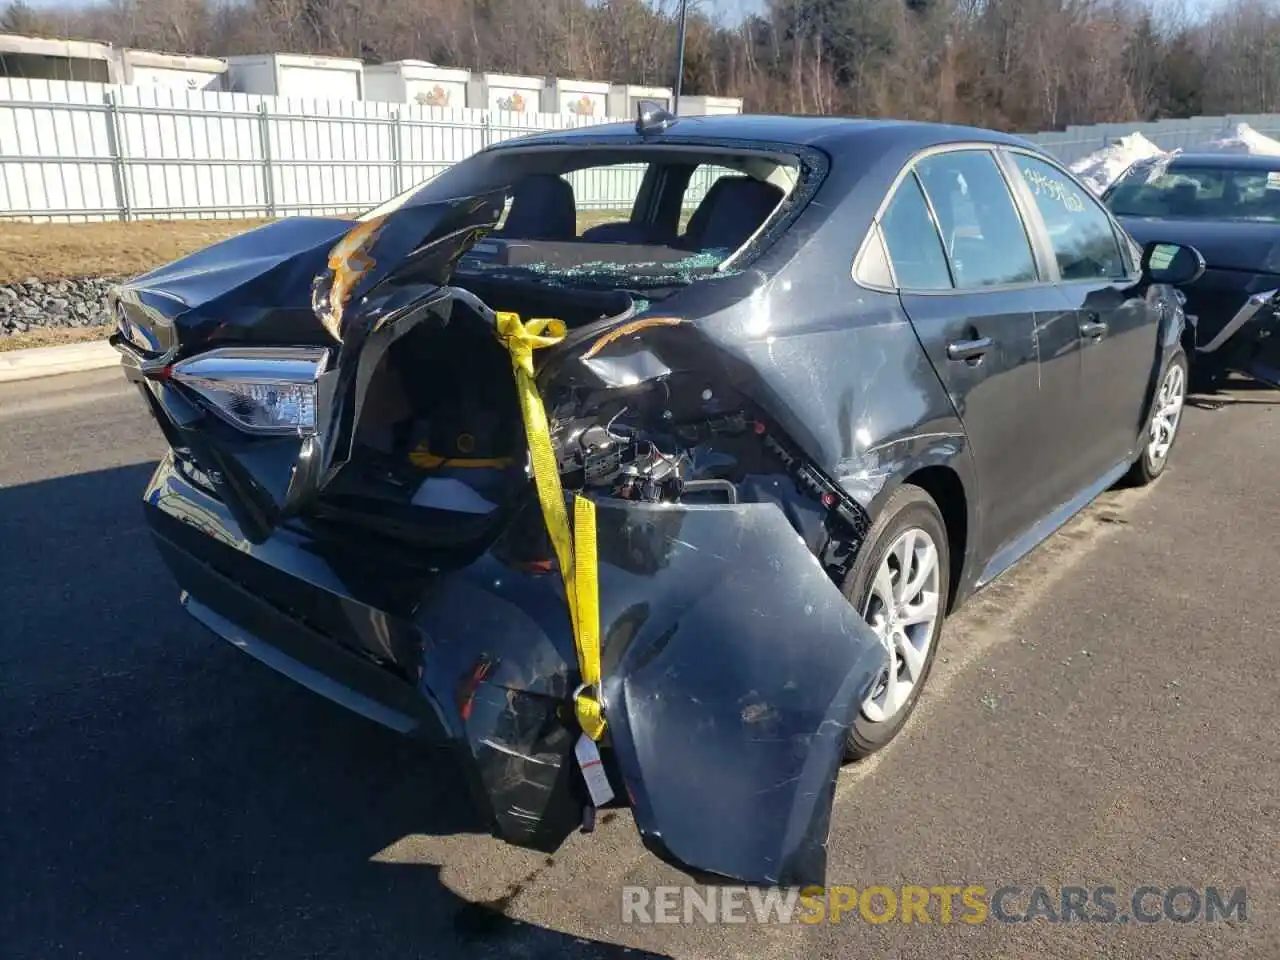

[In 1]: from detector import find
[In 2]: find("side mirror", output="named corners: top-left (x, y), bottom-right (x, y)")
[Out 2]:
top-left (1141, 241), bottom-right (1206, 286)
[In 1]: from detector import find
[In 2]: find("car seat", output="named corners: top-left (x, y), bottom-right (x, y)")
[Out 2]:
top-left (678, 176), bottom-right (785, 252)
top-left (493, 174), bottom-right (578, 241)
top-left (1166, 182), bottom-right (1199, 217)
top-left (579, 220), bottom-right (660, 244)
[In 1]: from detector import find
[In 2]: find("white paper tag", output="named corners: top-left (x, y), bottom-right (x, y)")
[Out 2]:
top-left (574, 733), bottom-right (615, 807)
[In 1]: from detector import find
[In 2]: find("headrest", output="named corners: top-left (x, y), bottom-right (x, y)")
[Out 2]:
top-left (497, 174), bottom-right (577, 241)
top-left (684, 176), bottom-right (785, 251)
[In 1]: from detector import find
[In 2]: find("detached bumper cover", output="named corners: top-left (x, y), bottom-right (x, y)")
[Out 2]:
top-left (1181, 273), bottom-right (1280, 383)
top-left (1195, 287), bottom-right (1280, 354)
top-left (1196, 292), bottom-right (1280, 385)
top-left (145, 456), bottom-right (887, 886)
top-left (593, 500), bottom-right (888, 885)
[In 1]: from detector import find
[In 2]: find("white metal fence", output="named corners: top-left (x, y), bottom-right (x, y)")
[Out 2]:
top-left (8, 76), bottom-right (1280, 222)
top-left (0, 77), bottom-right (655, 222)
top-left (1020, 115), bottom-right (1280, 164)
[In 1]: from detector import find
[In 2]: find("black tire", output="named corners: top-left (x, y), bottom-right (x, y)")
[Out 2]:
top-left (1123, 348), bottom-right (1188, 487)
top-left (842, 484), bottom-right (951, 761)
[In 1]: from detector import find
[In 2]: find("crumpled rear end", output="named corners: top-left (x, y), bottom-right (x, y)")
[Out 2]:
top-left (120, 191), bottom-right (890, 888)
top-left (144, 450), bottom-right (886, 886)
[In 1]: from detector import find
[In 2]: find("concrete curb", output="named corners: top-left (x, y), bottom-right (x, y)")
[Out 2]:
top-left (0, 339), bottom-right (118, 384)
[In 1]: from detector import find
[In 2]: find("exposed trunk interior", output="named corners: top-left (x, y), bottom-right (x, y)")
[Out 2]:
top-left (308, 278), bottom-right (634, 558)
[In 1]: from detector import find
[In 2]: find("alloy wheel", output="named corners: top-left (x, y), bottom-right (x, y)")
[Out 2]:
top-left (1148, 362), bottom-right (1185, 464)
top-left (860, 527), bottom-right (942, 723)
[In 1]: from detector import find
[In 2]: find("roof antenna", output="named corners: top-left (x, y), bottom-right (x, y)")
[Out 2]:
top-left (635, 99), bottom-right (676, 136)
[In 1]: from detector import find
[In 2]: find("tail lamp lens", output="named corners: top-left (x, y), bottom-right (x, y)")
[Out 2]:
top-left (169, 347), bottom-right (329, 437)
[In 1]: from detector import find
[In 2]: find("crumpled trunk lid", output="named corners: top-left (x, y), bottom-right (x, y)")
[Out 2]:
top-left (112, 194), bottom-right (505, 359)
top-left (111, 196), bottom-right (509, 544)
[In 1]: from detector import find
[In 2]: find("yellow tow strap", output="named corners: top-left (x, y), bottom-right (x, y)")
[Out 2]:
top-left (494, 311), bottom-right (606, 742)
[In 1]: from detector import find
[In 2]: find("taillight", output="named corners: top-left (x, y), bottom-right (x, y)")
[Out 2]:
top-left (169, 347), bottom-right (329, 437)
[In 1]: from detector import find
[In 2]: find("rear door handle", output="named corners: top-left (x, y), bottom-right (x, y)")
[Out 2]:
top-left (1080, 313), bottom-right (1108, 338)
top-left (946, 336), bottom-right (993, 362)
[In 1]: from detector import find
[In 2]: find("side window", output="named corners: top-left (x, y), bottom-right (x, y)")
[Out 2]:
top-left (915, 151), bottom-right (1038, 289)
top-left (879, 172), bottom-right (953, 290)
top-left (558, 163), bottom-right (650, 236)
top-left (1014, 154), bottom-right (1128, 281)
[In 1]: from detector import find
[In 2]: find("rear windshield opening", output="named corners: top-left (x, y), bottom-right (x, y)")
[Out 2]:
top-left (363, 144), bottom-right (810, 290)
top-left (1107, 162), bottom-right (1280, 222)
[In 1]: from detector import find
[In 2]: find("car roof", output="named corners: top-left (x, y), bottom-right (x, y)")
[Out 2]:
top-left (1165, 152), bottom-right (1280, 170)
top-left (500, 113), bottom-right (1035, 154)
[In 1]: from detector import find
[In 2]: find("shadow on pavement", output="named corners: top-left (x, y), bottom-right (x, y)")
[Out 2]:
top-left (0, 463), bottom-right (667, 960)
top-left (1188, 369), bottom-right (1280, 408)
top-left (1186, 391), bottom-right (1280, 409)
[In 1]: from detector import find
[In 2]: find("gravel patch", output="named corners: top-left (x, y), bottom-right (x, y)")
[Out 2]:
top-left (0, 277), bottom-right (117, 339)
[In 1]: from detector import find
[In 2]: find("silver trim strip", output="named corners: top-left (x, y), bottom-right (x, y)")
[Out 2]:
top-left (1197, 289), bottom-right (1279, 353)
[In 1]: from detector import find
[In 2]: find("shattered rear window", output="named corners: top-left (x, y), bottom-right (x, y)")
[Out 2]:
top-left (360, 140), bottom-right (827, 290)
top-left (469, 249), bottom-right (727, 284)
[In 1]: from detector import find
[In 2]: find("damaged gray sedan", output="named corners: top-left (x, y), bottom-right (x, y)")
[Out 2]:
top-left (109, 110), bottom-right (1203, 886)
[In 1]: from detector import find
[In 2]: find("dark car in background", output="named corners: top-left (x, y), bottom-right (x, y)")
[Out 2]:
top-left (1104, 152), bottom-right (1280, 387)
top-left (110, 111), bottom-right (1203, 887)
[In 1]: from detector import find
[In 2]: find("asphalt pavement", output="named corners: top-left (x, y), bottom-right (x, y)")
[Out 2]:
top-left (1, 367), bottom-right (1277, 959)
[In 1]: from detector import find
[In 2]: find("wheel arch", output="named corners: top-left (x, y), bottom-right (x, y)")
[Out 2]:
top-left (1141, 289), bottom-right (1189, 435)
top-left (901, 465), bottom-right (968, 614)
top-left (851, 434), bottom-right (981, 614)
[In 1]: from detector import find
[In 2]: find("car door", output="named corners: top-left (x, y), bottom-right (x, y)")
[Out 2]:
top-left (1004, 150), bottom-right (1159, 481)
top-left (873, 147), bottom-right (1083, 568)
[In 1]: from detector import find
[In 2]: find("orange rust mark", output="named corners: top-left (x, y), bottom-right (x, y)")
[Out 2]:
top-left (581, 316), bottom-right (686, 359)
top-left (321, 214), bottom-right (388, 340)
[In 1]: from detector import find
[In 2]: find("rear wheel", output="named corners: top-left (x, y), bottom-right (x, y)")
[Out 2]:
top-left (842, 484), bottom-right (950, 761)
top-left (1124, 348), bottom-right (1188, 487)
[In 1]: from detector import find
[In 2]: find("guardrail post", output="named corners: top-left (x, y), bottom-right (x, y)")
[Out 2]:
top-left (481, 112), bottom-right (492, 149)
top-left (104, 90), bottom-right (132, 222)
top-left (259, 103), bottom-right (276, 217)
top-left (391, 108), bottom-right (403, 194)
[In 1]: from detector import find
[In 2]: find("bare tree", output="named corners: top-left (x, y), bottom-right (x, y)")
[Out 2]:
top-left (8, 0), bottom-right (1273, 133)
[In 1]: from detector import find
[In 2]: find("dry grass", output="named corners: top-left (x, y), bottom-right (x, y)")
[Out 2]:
top-left (0, 324), bottom-right (113, 352)
top-left (0, 219), bottom-right (274, 286)
top-left (576, 208), bottom-right (632, 230)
